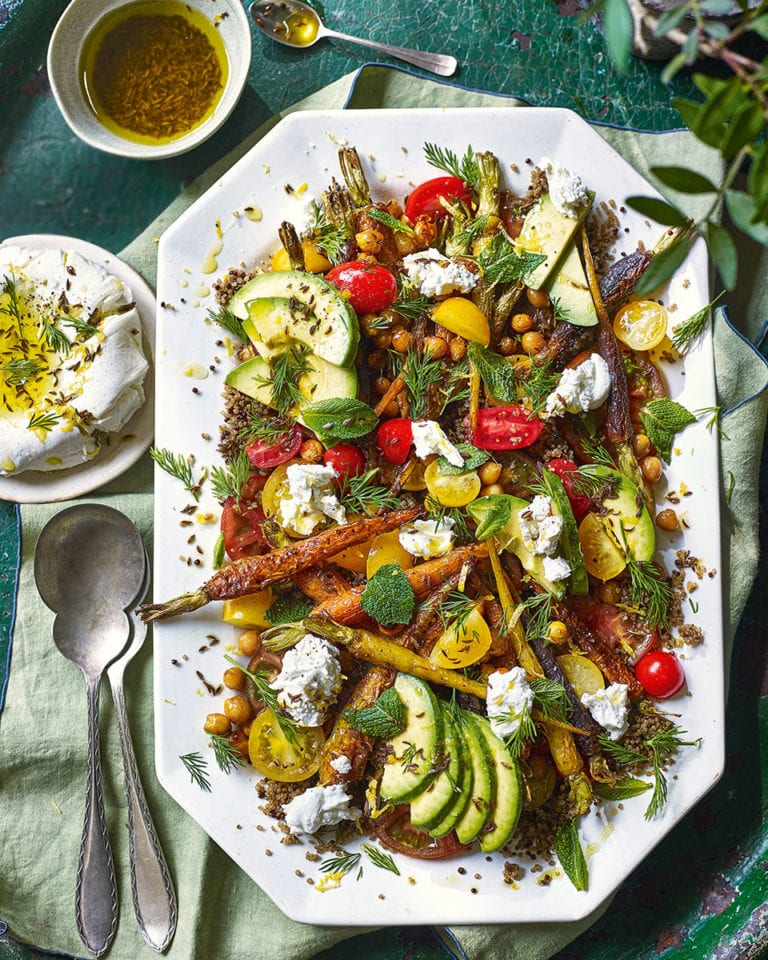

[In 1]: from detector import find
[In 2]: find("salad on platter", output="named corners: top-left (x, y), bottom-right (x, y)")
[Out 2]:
top-left (144, 140), bottom-right (711, 891)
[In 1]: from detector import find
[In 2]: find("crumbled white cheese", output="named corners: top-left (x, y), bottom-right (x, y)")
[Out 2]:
top-left (398, 516), bottom-right (455, 559)
top-left (539, 157), bottom-right (590, 218)
top-left (330, 754), bottom-right (352, 775)
top-left (283, 783), bottom-right (361, 835)
top-left (544, 353), bottom-right (611, 419)
top-left (581, 683), bottom-right (631, 741)
top-left (277, 463), bottom-right (346, 536)
top-left (0, 245), bottom-right (148, 476)
top-left (401, 248), bottom-right (477, 298)
top-left (486, 667), bottom-right (534, 738)
top-left (518, 495), bottom-right (563, 557)
top-left (270, 633), bottom-right (343, 727)
top-left (411, 419), bottom-right (464, 467)
top-left (543, 555), bottom-right (572, 582)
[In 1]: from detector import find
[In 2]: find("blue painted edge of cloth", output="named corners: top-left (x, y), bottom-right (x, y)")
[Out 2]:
top-left (0, 502), bottom-right (21, 716)
top-left (0, 923), bottom-right (89, 960)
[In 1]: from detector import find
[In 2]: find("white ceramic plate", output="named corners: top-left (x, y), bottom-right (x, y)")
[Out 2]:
top-left (0, 234), bottom-right (154, 504)
top-left (153, 108), bottom-right (724, 925)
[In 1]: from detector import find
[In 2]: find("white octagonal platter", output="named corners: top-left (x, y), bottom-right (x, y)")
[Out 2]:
top-left (153, 108), bottom-right (724, 925)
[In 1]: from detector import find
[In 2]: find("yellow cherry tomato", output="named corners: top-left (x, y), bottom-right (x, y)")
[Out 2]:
top-left (248, 709), bottom-right (325, 783)
top-left (260, 460), bottom-right (317, 538)
top-left (556, 653), bottom-right (605, 698)
top-left (432, 296), bottom-right (491, 346)
top-left (578, 512), bottom-right (627, 581)
top-left (401, 459), bottom-right (428, 491)
top-left (430, 605), bottom-right (492, 669)
top-left (522, 755), bottom-right (557, 810)
top-left (222, 589), bottom-right (274, 628)
top-left (424, 459), bottom-right (482, 507)
top-left (366, 530), bottom-right (414, 578)
top-left (270, 240), bottom-right (332, 274)
top-left (331, 516), bottom-right (375, 573)
top-left (613, 300), bottom-right (668, 351)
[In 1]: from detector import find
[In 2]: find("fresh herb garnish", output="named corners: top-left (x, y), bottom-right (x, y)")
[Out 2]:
top-left (320, 851), bottom-right (362, 876)
top-left (399, 347), bottom-right (443, 420)
top-left (671, 292), bottom-right (724, 353)
top-left (1, 275), bottom-right (24, 337)
top-left (467, 341), bottom-right (518, 404)
top-left (436, 442), bottom-right (490, 477)
top-left (438, 357), bottom-right (470, 414)
top-left (179, 752), bottom-right (211, 792)
top-left (362, 843), bottom-right (401, 875)
top-left (66, 315), bottom-right (101, 339)
top-left (626, 558), bottom-right (672, 629)
top-left (150, 447), bottom-right (201, 499)
top-left (519, 356), bottom-right (560, 414)
top-left (639, 398), bottom-right (697, 463)
top-left (337, 467), bottom-right (401, 515)
top-left (470, 493), bottom-right (513, 541)
top-left (424, 142), bottom-right (479, 189)
top-left (223, 653), bottom-right (300, 746)
top-left (592, 778), bottom-right (653, 801)
top-left (238, 409), bottom-right (294, 446)
top-left (554, 818), bottom-right (589, 891)
top-left (530, 676), bottom-right (570, 723)
top-left (365, 207), bottom-right (415, 236)
top-left (207, 304), bottom-right (247, 343)
top-left (344, 687), bottom-right (407, 738)
top-left (27, 410), bottom-right (60, 432)
top-left (476, 233), bottom-right (547, 286)
top-left (0, 357), bottom-right (44, 385)
top-left (209, 449), bottom-right (251, 503)
top-left (264, 590), bottom-right (313, 626)
top-left (42, 320), bottom-right (72, 355)
top-left (253, 346), bottom-right (310, 417)
top-left (209, 734), bottom-right (246, 774)
top-left (521, 592), bottom-right (554, 643)
top-left (437, 589), bottom-right (478, 633)
top-left (307, 200), bottom-right (349, 265)
top-left (359, 563), bottom-right (416, 626)
top-left (502, 705), bottom-right (538, 759)
top-left (301, 397), bottom-right (379, 446)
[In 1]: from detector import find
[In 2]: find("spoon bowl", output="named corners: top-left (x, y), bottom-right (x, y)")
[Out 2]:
top-left (249, 0), bottom-right (457, 77)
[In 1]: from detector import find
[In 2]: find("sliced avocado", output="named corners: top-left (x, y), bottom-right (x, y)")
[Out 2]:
top-left (454, 711), bottom-right (495, 845)
top-left (380, 673), bottom-right (443, 805)
top-left (474, 716), bottom-right (522, 854)
top-left (515, 191), bottom-right (595, 291)
top-left (545, 241), bottom-right (597, 327)
top-left (229, 271), bottom-right (360, 367)
top-left (426, 707), bottom-right (475, 838)
top-left (580, 464), bottom-right (655, 561)
top-left (410, 704), bottom-right (465, 831)
top-left (224, 352), bottom-right (358, 412)
top-left (541, 469), bottom-right (589, 595)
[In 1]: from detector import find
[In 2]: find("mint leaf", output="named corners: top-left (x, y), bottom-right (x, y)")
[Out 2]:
top-left (359, 563), bottom-right (416, 626)
top-left (467, 342), bottom-right (518, 403)
top-left (477, 233), bottom-right (546, 285)
top-left (466, 493), bottom-right (513, 541)
top-left (639, 398), bottom-right (696, 463)
top-left (437, 443), bottom-right (491, 477)
top-left (554, 818), bottom-right (589, 892)
top-left (300, 398), bottom-right (379, 445)
top-left (365, 207), bottom-right (415, 236)
top-left (264, 590), bottom-right (313, 626)
top-left (344, 687), bottom-right (406, 739)
top-left (593, 778), bottom-right (653, 801)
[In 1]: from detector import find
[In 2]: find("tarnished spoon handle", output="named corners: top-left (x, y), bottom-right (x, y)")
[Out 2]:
top-left (111, 675), bottom-right (177, 952)
top-left (76, 675), bottom-right (118, 958)
top-left (324, 28), bottom-right (457, 77)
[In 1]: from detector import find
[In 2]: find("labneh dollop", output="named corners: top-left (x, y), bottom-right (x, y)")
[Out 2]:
top-left (0, 246), bottom-right (148, 476)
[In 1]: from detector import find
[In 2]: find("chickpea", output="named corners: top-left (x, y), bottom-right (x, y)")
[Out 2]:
top-left (641, 455), bottom-right (663, 484)
top-left (478, 461), bottom-right (502, 485)
top-left (423, 335), bottom-right (449, 359)
top-left (498, 336), bottom-right (515, 356)
top-left (449, 337), bottom-right (467, 362)
top-left (385, 199), bottom-right (403, 219)
top-left (413, 219), bottom-right (437, 248)
top-left (480, 483), bottom-right (505, 497)
top-left (223, 667), bottom-right (245, 691)
top-left (366, 349), bottom-right (388, 371)
top-left (394, 232), bottom-right (419, 257)
top-left (392, 328), bottom-right (414, 353)
top-left (656, 508), bottom-right (680, 531)
top-left (547, 621), bottom-right (570, 643)
top-left (300, 439), bottom-right (324, 463)
top-left (228, 729), bottom-right (250, 758)
top-left (224, 695), bottom-right (253, 727)
top-left (526, 287), bottom-right (551, 309)
top-left (374, 330), bottom-right (393, 350)
top-left (355, 228), bottom-right (384, 254)
top-left (632, 433), bottom-right (652, 459)
top-left (238, 630), bottom-right (261, 657)
top-left (521, 331), bottom-right (547, 355)
top-left (373, 375), bottom-right (392, 396)
top-left (599, 582), bottom-right (622, 604)
top-left (511, 312), bottom-right (534, 334)
top-left (362, 313), bottom-right (391, 337)
top-left (204, 713), bottom-right (231, 736)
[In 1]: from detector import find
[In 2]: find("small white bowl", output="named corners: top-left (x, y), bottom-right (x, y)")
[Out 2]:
top-left (47, 0), bottom-right (251, 160)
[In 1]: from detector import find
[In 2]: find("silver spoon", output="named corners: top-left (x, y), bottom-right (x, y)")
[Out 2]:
top-left (249, 0), bottom-right (458, 77)
top-left (34, 504), bottom-right (146, 958)
top-left (106, 552), bottom-right (177, 953)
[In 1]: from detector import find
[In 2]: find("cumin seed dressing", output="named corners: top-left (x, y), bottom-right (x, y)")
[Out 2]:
top-left (80, 0), bottom-right (228, 145)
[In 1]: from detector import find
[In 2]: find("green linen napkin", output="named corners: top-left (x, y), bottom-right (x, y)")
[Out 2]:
top-left (2, 65), bottom-right (767, 960)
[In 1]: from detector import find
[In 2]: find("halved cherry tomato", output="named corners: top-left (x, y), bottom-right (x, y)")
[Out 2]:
top-left (370, 805), bottom-right (467, 859)
top-left (404, 176), bottom-right (472, 222)
top-left (248, 708), bottom-right (325, 783)
top-left (245, 425), bottom-right (302, 470)
top-left (635, 650), bottom-right (685, 699)
top-left (472, 406), bottom-right (544, 451)
top-left (220, 475), bottom-right (267, 560)
top-left (325, 261), bottom-right (397, 314)
top-left (376, 417), bottom-right (413, 465)
top-left (323, 443), bottom-right (366, 484)
top-left (548, 457), bottom-right (591, 518)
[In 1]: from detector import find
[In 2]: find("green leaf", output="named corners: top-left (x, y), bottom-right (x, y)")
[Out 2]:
top-left (671, 96), bottom-right (703, 131)
top-left (359, 563), bottom-right (416, 626)
top-left (654, 4), bottom-right (690, 35)
top-left (696, 79), bottom-right (748, 149)
top-left (602, 0), bottom-right (633, 72)
top-left (721, 101), bottom-right (766, 160)
top-left (650, 165), bottom-right (716, 194)
top-left (706, 222), bottom-right (738, 290)
top-left (639, 398), bottom-right (696, 463)
top-left (625, 196), bottom-right (689, 227)
top-left (437, 442), bottom-right (491, 477)
top-left (477, 233), bottom-right (546, 285)
top-left (344, 687), bottom-right (407, 739)
top-left (264, 590), bottom-right (313, 626)
top-left (593, 778), bottom-right (653, 801)
top-left (467, 493), bottom-right (513, 541)
top-left (700, 0), bottom-right (740, 13)
top-left (554, 819), bottom-right (589, 891)
top-left (635, 238), bottom-right (690, 296)
top-left (365, 207), bottom-right (415, 236)
top-left (702, 19), bottom-right (731, 40)
top-left (467, 341), bottom-right (518, 403)
top-left (300, 397), bottom-right (379, 445)
top-left (747, 13), bottom-right (768, 38)
top-left (682, 27), bottom-right (700, 64)
top-left (747, 142), bottom-right (768, 210)
top-left (726, 190), bottom-right (768, 245)
top-left (661, 52), bottom-right (689, 84)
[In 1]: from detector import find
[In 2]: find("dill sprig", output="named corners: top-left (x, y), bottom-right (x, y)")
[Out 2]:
top-left (27, 410), bottom-right (60, 432)
top-left (1, 274), bottom-right (24, 337)
top-left (179, 752), bottom-right (211, 792)
top-left (66, 315), bottom-right (100, 339)
top-left (150, 447), bottom-right (201, 499)
top-left (253, 346), bottom-right (310, 416)
top-left (580, 438), bottom-right (616, 469)
top-left (424, 142), bottom-right (479, 190)
top-left (238, 407), bottom-right (294, 446)
top-left (320, 851), bottom-right (362, 875)
top-left (398, 347), bottom-right (443, 420)
top-left (521, 592), bottom-right (553, 642)
top-left (307, 200), bottom-right (349, 265)
top-left (209, 734), bottom-right (246, 774)
top-left (210, 448), bottom-right (251, 503)
top-left (476, 233), bottom-right (547, 286)
top-left (223, 653), bottom-right (300, 747)
top-left (671, 291), bottom-right (724, 353)
top-left (391, 289), bottom-right (431, 322)
top-left (338, 467), bottom-right (401, 516)
top-left (519, 357), bottom-right (559, 414)
top-left (0, 357), bottom-right (44, 385)
top-left (452, 214), bottom-right (493, 249)
top-left (627, 559), bottom-right (672, 630)
top-left (426, 501), bottom-right (473, 545)
top-left (439, 358), bottom-right (470, 415)
top-left (207, 304), bottom-right (247, 343)
top-left (42, 320), bottom-right (72, 355)
top-left (503, 706), bottom-right (538, 760)
top-left (362, 843), bottom-right (400, 875)
top-left (437, 589), bottom-right (478, 633)
top-left (530, 676), bottom-right (570, 723)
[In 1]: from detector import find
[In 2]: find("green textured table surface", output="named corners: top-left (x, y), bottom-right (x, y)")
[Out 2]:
top-left (1, 2), bottom-right (767, 959)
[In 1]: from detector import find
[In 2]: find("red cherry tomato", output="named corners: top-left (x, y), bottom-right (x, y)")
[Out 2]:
top-left (370, 805), bottom-right (467, 859)
top-left (404, 176), bottom-right (472, 222)
top-left (635, 650), bottom-right (686, 699)
top-left (472, 406), bottom-right (544, 451)
top-left (376, 417), bottom-right (413, 465)
top-left (221, 475), bottom-right (267, 560)
top-left (245, 425), bottom-right (302, 470)
top-left (325, 261), bottom-right (397, 314)
top-left (548, 457), bottom-right (591, 518)
top-left (323, 443), bottom-right (366, 484)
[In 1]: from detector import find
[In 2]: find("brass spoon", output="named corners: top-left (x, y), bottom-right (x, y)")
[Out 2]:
top-left (34, 504), bottom-right (146, 958)
top-left (249, 0), bottom-right (458, 77)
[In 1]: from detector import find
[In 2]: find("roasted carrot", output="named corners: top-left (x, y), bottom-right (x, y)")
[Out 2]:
top-left (291, 564), bottom-right (353, 603)
top-left (139, 507), bottom-right (420, 621)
